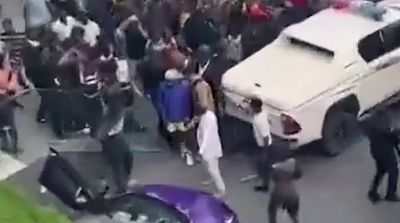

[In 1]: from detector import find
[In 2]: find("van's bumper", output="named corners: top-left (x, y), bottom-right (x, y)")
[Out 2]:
top-left (271, 134), bottom-right (300, 149)
top-left (223, 90), bottom-right (302, 149)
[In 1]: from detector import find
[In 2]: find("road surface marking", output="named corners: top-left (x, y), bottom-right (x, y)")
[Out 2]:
top-left (0, 152), bottom-right (26, 181)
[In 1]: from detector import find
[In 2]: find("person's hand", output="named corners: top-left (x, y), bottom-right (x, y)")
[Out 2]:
top-left (6, 89), bottom-right (15, 96)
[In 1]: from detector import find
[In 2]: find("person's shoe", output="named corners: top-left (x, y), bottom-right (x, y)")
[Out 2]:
top-left (385, 194), bottom-right (400, 202)
top-left (185, 152), bottom-right (194, 166)
top-left (254, 185), bottom-right (269, 193)
top-left (214, 191), bottom-right (226, 199)
top-left (134, 125), bottom-right (147, 132)
top-left (202, 180), bottom-right (212, 186)
top-left (368, 191), bottom-right (381, 204)
top-left (36, 117), bottom-right (46, 123)
top-left (82, 127), bottom-right (91, 135)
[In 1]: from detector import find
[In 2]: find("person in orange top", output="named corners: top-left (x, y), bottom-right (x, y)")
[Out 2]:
top-left (0, 53), bottom-right (22, 154)
top-left (0, 54), bottom-right (20, 96)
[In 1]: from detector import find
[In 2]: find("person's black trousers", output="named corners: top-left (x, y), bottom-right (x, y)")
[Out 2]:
top-left (37, 90), bottom-right (53, 121)
top-left (370, 153), bottom-right (399, 197)
top-left (80, 94), bottom-right (103, 134)
top-left (0, 101), bottom-right (18, 150)
top-left (254, 145), bottom-right (272, 188)
top-left (252, 140), bottom-right (291, 188)
top-left (101, 134), bottom-right (133, 193)
top-left (49, 91), bottom-right (69, 138)
top-left (268, 188), bottom-right (299, 223)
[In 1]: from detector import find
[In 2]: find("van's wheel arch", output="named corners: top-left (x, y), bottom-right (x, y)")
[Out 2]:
top-left (322, 97), bottom-right (360, 156)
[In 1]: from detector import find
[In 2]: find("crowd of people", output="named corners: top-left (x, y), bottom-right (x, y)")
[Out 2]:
top-left (0, 0), bottom-right (354, 222)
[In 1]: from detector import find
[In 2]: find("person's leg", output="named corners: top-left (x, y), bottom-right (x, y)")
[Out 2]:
top-left (86, 97), bottom-right (103, 135)
top-left (204, 157), bottom-right (226, 196)
top-left (37, 91), bottom-right (50, 122)
top-left (123, 105), bottom-right (145, 133)
top-left (119, 135), bottom-right (134, 177)
top-left (268, 194), bottom-right (279, 223)
top-left (369, 157), bottom-right (386, 202)
top-left (3, 105), bottom-right (20, 153)
top-left (101, 136), bottom-right (128, 193)
top-left (254, 148), bottom-right (270, 192)
top-left (385, 158), bottom-right (399, 200)
top-left (287, 195), bottom-right (300, 223)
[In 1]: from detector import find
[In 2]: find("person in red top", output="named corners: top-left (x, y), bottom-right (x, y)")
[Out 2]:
top-left (0, 53), bottom-right (22, 154)
top-left (242, 0), bottom-right (272, 20)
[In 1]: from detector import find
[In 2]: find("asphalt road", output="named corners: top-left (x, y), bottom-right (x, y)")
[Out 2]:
top-left (1, 2), bottom-right (400, 222)
top-left (2, 91), bottom-right (400, 223)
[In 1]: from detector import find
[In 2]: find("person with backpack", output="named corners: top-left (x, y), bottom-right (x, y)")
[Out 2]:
top-left (159, 68), bottom-right (194, 166)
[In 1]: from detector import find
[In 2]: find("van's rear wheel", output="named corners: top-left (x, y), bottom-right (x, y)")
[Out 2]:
top-left (322, 110), bottom-right (359, 156)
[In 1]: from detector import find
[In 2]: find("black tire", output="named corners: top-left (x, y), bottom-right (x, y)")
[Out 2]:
top-left (322, 109), bottom-right (360, 156)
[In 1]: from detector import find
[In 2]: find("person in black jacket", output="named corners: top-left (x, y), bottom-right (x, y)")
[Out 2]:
top-left (22, 30), bottom-right (56, 124)
top-left (182, 7), bottom-right (220, 51)
top-left (196, 44), bottom-right (233, 116)
top-left (364, 111), bottom-right (400, 203)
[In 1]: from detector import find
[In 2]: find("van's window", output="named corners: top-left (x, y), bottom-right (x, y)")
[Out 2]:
top-left (359, 21), bottom-right (400, 62)
top-left (288, 38), bottom-right (334, 57)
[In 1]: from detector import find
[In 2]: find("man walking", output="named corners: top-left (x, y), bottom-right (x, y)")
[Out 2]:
top-left (196, 105), bottom-right (226, 197)
top-left (268, 158), bottom-right (302, 223)
top-left (250, 98), bottom-right (272, 192)
top-left (249, 98), bottom-right (290, 192)
top-left (364, 111), bottom-right (400, 203)
top-left (95, 61), bottom-right (134, 193)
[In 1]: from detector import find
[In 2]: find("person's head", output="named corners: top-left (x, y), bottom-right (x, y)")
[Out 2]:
top-left (42, 28), bottom-right (58, 46)
top-left (196, 44), bottom-right (212, 65)
top-left (76, 11), bottom-right (89, 25)
top-left (150, 30), bottom-right (162, 42)
top-left (55, 8), bottom-right (68, 23)
top-left (70, 26), bottom-right (85, 43)
top-left (98, 60), bottom-right (118, 85)
top-left (99, 41), bottom-right (114, 58)
top-left (250, 98), bottom-right (263, 114)
top-left (162, 28), bottom-right (173, 42)
top-left (184, 59), bottom-right (199, 78)
top-left (27, 27), bottom-right (44, 41)
top-left (2, 18), bottom-right (14, 34)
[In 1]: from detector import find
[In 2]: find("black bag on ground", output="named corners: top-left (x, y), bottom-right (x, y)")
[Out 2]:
top-left (38, 148), bottom-right (94, 210)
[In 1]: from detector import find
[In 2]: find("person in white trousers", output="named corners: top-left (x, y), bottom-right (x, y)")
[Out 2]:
top-left (196, 106), bottom-right (226, 197)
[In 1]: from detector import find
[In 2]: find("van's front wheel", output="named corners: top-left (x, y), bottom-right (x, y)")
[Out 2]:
top-left (322, 110), bottom-right (359, 156)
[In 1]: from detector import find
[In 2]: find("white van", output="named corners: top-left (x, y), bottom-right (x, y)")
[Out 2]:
top-left (222, 5), bottom-right (400, 155)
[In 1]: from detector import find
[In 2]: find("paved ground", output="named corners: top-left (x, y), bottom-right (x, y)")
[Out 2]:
top-left (2, 91), bottom-right (400, 223)
top-left (1, 2), bottom-right (400, 222)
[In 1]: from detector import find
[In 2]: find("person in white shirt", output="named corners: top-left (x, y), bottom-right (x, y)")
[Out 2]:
top-left (51, 9), bottom-right (77, 41)
top-left (250, 98), bottom-right (273, 192)
top-left (75, 11), bottom-right (100, 47)
top-left (196, 105), bottom-right (226, 197)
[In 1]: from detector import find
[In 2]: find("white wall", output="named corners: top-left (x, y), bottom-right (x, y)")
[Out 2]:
top-left (0, 0), bottom-right (25, 32)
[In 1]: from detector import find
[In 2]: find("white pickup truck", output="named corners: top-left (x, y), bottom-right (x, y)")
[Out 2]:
top-left (222, 4), bottom-right (400, 155)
